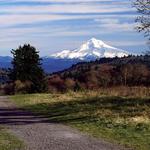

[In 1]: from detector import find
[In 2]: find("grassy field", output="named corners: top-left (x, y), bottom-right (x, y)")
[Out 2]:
top-left (0, 126), bottom-right (24, 150)
top-left (11, 90), bottom-right (150, 150)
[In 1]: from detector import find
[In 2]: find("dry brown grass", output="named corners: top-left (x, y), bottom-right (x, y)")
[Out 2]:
top-left (84, 86), bottom-right (150, 98)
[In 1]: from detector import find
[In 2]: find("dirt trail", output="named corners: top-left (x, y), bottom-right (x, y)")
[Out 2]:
top-left (0, 96), bottom-right (130, 150)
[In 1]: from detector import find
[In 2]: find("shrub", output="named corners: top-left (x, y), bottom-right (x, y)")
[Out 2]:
top-left (14, 80), bottom-right (32, 94)
top-left (64, 78), bottom-right (75, 90)
top-left (3, 83), bottom-right (14, 95)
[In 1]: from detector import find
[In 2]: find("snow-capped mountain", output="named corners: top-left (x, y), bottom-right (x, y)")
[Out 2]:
top-left (50, 38), bottom-right (129, 60)
top-left (0, 38), bottom-right (129, 73)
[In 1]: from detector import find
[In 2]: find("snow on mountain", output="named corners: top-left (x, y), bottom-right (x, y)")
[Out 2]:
top-left (50, 38), bottom-right (129, 60)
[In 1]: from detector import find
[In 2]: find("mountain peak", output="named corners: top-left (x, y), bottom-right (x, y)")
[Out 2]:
top-left (89, 37), bottom-right (99, 42)
top-left (87, 38), bottom-right (106, 48)
top-left (50, 38), bottom-right (129, 60)
top-left (89, 37), bottom-right (104, 43)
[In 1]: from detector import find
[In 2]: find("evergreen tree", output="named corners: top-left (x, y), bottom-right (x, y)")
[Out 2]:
top-left (11, 44), bottom-right (47, 93)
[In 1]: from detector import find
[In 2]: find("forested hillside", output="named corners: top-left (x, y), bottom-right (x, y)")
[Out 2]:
top-left (48, 55), bottom-right (150, 92)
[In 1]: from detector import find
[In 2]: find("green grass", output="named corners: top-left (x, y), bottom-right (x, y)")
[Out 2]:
top-left (11, 92), bottom-right (150, 150)
top-left (0, 126), bottom-right (24, 150)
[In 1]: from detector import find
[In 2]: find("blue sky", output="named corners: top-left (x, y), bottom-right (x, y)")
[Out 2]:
top-left (0, 0), bottom-right (148, 56)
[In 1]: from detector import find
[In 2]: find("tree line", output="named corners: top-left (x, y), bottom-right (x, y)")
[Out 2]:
top-left (48, 55), bottom-right (150, 92)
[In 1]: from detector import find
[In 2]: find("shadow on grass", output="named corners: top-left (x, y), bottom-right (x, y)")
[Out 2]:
top-left (20, 96), bottom-right (150, 124)
top-left (1, 96), bottom-right (150, 126)
top-left (0, 107), bottom-right (51, 125)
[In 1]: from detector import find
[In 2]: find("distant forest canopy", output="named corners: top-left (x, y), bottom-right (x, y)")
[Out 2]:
top-left (0, 54), bottom-right (150, 94)
top-left (48, 54), bottom-right (150, 92)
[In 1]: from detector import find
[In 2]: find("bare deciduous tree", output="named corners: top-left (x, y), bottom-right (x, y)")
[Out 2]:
top-left (134, 0), bottom-right (150, 42)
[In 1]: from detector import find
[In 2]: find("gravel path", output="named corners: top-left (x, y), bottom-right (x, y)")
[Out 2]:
top-left (0, 96), bottom-right (131, 150)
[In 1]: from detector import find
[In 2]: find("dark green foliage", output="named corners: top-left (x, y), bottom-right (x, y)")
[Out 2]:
top-left (11, 44), bottom-right (47, 93)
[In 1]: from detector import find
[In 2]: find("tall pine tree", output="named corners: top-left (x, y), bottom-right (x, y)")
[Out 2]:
top-left (11, 44), bottom-right (47, 93)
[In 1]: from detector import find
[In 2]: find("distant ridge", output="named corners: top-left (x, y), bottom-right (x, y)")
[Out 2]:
top-left (0, 56), bottom-right (12, 68)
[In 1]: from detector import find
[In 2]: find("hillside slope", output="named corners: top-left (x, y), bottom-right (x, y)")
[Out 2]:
top-left (48, 55), bottom-right (150, 91)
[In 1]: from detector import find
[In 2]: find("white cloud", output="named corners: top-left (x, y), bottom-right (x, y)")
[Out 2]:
top-left (0, 0), bottom-right (135, 27)
top-left (0, 3), bottom-right (134, 14)
top-left (0, 0), bottom-right (144, 55)
top-left (108, 40), bottom-right (146, 47)
top-left (0, 0), bottom-right (129, 2)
